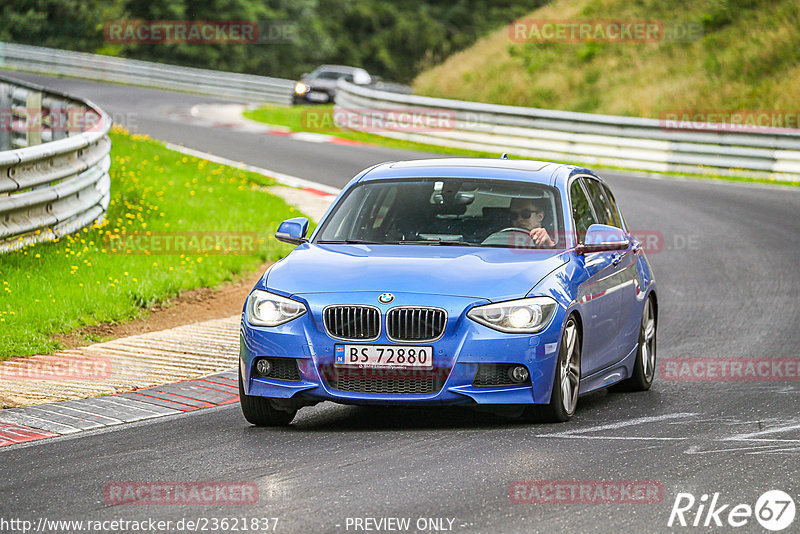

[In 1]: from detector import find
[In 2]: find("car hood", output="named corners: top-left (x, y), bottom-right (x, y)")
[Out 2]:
top-left (303, 78), bottom-right (339, 91)
top-left (262, 244), bottom-right (570, 301)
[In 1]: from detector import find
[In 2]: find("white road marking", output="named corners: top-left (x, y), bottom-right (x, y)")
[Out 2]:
top-left (745, 447), bottom-right (800, 454)
top-left (612, 169), bottom-right (800, 192)
top-left (541, 435), bottom-right (687, 440)
top-left (731, 438), bottom-right (800, 443)
top-left (537, 412), bottom-right (698, 438)
top-left (685, 443), bottom-right (796, 455)
top-left (164, 143), bottom-right (341, 195)
top-left (721, 421), bottom-right (800, 441)
top-left (289, 132), bottom-right (338, 143)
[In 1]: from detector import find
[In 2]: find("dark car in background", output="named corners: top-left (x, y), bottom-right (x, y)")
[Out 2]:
top-left (292, 65), bottom-right (372, 105)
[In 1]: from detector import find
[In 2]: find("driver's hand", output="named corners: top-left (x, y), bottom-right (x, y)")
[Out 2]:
top-left (529, 227), bottom-right (554, 247)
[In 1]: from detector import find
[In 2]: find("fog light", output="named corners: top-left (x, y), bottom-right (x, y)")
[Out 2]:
top-left (509, 365), bottom-right (529, 383)
top-left (255, 359), bottom-right (272, 377)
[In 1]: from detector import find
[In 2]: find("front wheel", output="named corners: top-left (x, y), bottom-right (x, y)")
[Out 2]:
top-left (612, 295), bottom-right (656, 392)
top-left (523, 315), bottom-right (581, 423)
top-left (238, 367), bottom-right (296, 426)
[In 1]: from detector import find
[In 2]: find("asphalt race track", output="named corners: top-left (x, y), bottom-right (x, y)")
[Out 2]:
top-left (2, 73), bottom-right (799, 534)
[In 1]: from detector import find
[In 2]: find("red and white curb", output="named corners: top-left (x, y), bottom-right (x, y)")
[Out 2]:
top-left (0, 370), bottom-right (240, 447)
top-left (177, 103), bottom-right (368, 147)
top-left (0, 145), bottom-right (339, 449)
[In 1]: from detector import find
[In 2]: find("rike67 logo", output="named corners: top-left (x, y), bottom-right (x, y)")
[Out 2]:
top-left (668, 490), bottom-right (796, 531)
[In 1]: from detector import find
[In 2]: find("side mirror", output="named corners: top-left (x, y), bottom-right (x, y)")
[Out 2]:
top-left (275, 217), bottom-right (309, 245)
top-left (576, 224), bottom-right (629, 254)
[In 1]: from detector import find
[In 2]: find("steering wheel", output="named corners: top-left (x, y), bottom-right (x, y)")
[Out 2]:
top-left (496, 227), bottom-right (533, 235)
top-left (481, 227), bottom-right (536, 247)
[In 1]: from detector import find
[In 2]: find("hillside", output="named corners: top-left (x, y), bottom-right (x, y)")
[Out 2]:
top-left (412, 0), bottom-right (800, 118)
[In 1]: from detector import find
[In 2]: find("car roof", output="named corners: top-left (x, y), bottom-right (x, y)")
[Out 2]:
top-left (315, 64), bottom-right (366, 74)
top-left (357, 158), bottom-right (602, 189)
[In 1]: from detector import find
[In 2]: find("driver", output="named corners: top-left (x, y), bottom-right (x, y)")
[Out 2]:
top-left (510, 198), bottom-right (554, 247)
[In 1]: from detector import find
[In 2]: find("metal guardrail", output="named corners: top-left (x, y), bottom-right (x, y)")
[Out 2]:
top-left (0, 42), bottom-right (295, 105)
top-left (5, 41), bottom-right (797, 181)
top-left (0, 74), bottom-right (111, 252)
top-left (336, 81), bottom-right (800, 181)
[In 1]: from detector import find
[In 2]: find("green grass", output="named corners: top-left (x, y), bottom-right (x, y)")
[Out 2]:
top-left (244, 104), bottom-right (800, 188)
top-left (243, 104), bottom-right (503, 158)
top-left (0, 127), bottom-right (303, 359)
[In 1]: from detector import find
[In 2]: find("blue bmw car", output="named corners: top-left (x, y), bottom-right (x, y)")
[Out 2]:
top-left (239, 158), bottom-right (657, 425)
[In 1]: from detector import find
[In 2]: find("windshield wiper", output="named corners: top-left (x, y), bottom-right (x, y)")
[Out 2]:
top-left (317, 239), bottom-right (482, 246)
top-left (396, 240), bottom-right (481, 247)
top-left (316, 239), bottom-right (383, 245)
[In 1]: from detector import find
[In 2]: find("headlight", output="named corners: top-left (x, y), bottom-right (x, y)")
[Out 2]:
top-left (467, 297), bottom-right (558, 333)
top-left (247, 290), bottom-right (306, 327)
top-left (294, 82), bottom-right (309, 95)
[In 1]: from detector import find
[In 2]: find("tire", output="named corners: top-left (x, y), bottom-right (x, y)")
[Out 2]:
top-left (612, 295), bottom-right (656, 392)
top-left (523, 315), bottom-right (581, 423)
top-left (238, 367), bottom-right (296, 426)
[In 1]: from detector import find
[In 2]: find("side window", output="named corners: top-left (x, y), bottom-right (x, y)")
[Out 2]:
top-left (570, 179), bottom-right (596, 243)
top-left (582, 178), bottom-right (616, 227)
top-left (600, 184), bottom-right (623, 229)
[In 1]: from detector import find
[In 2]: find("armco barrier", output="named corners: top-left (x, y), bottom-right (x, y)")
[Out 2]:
top-left (335, 81), bottom-right (800, 181)
top-left (0, 42), bottom-right (294, 105)
top-left (0, 74), bottom-right (111, 252)
top-left (5, 41), bottom-right (797, 181)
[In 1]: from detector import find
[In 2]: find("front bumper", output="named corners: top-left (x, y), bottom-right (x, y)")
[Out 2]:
top-left (292, 88), bottom-right (333, 104)
top-left (240, 292), bottom-right (565, 406)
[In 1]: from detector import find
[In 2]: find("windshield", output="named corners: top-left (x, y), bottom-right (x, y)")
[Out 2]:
top-left (315, 178), bottom-right (564, 248)
top-left (311, 70), bottom-right (354, 81)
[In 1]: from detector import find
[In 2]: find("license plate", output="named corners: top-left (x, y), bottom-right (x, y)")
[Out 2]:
top-left (335, 345), bottom-right (433, 369)
top-left (307, 91), bottom-right (329, 102)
